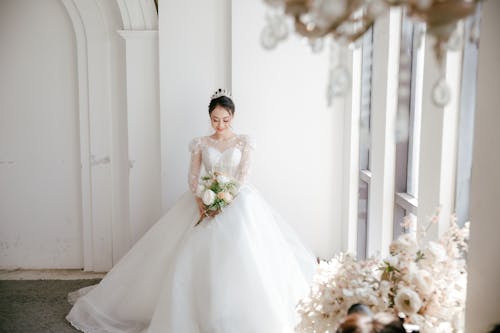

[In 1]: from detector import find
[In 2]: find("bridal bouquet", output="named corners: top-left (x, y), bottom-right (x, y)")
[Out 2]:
top-left (296, 211), bottom-right (469, 333)
top-left (194, 171), bottom-right (239, 226)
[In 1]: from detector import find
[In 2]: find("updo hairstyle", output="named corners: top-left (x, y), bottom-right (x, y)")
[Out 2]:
top-left (209, 96), bottom-right (235, 116)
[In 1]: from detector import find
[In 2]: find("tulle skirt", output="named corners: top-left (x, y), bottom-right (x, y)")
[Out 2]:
top-left (66, 185), bottom-right (317, 333)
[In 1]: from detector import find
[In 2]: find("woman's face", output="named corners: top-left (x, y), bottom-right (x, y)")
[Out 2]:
top-left (210, 106), bottom-right (233, 134)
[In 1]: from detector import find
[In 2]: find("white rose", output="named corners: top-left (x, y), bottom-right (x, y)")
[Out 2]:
top-left (202, 189), bottom-right (216, 205)
top-left (394, 287), bottom-right (422, 315)
top-left (216, 174), bottom-right (231, 185)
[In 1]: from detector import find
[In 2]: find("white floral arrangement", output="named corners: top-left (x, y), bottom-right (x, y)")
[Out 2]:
top-left (194, 171), bottom-right (239, 226)
top-left (296, 211), bottom-right (469, 333)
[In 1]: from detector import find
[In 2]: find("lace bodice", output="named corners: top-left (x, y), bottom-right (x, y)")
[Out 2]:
top-left (188, 134), bottom-right (256, 194)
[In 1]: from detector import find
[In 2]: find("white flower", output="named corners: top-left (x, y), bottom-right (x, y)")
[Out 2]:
top-left (342, 288), bottom-right (354, 297)
top-left (228, 184), bottom-right (240, 196)
top-left (424, 241), bottom-right (447, 263)
top-left (390, 233), bottom-right (418, 255)
top-left (383, 255), bottom-right (399, 269)
top-left (295, 215), bottom-right (469, 333)
top-left (394, 287), bottom-right (422, 315)
top-left (410, 269), bottom-right (434, 296)
top-left (216, 174), bottom-right (231, 185)
top-left (202, 189), bottom-right (216, 205)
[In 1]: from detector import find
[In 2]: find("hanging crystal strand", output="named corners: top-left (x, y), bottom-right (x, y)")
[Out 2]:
top-left (358, 28), bottom-right (372, 149)
top-left (469, 3), bottom-right (482, 48)
top-left (308, 37), bottom-right (324, 53)
top-left (395, 15), bottom-right (413, 143)
top-left (446, 26), bottom-right (463, 52)
top-left (260, 8), bottom-right (288, 50)
top-left (430, 26), bottom-right (453, 109)
top-left (432, 30), bottom-right (451, 108)
top-left (326, 37), bottom-right (351, 106)
top-left (430, 21), bottom-right (460, 108)
top-left (432, 71), bottom-right (451, 108)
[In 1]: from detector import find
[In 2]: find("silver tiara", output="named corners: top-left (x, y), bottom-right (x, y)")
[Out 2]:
top-left (210, 88), bottom-right (232, 101)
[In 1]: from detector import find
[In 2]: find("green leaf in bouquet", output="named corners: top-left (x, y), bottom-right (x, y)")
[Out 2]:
top-left (415, 250), bottom-right (425, 262)
top-left (211, 184), bottom-right (222, 192)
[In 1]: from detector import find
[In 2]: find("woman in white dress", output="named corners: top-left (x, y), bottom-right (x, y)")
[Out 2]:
top-left (66, 89), bottom-right (317, 333)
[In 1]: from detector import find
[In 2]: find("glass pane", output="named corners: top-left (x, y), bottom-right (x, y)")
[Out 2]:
top-left (394, 16), bottom-right (422, 236)
top-left (406, 23), bottom-right (424, 198)
top-left (357, 180), bottom-right (369, 260)
top-left (455, 11), bottom-right (480, 226)
top-left (359, 28), bottom-right (373, 171)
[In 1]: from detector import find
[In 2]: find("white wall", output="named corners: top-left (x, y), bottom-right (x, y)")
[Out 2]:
top-left (231, 0), bottom-right (343, 258)
top-left (0, 0), bottom-right (82, 268)
top-left (465, 0), bottom-right (500, 331)
top-left (159, 0), bottom-right (343, 259)
top-left (159, 0), bottom-right (231, 212)
top-left (0, 0), bottom-right (160, 271)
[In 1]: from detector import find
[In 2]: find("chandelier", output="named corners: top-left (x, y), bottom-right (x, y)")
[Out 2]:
top-left (261, 0), bottom-right (482, 107)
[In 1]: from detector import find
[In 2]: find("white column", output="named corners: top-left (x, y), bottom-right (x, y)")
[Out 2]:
top-left (367, 8), bottom-right (401, 257)
top-left (341, 46), bottom-right (361, 254)
top-left (417, 28), bottom-right (462, 239)
top-left (62, 0), bottom-right (115, 272)
top-left (465, 0), bottom-right (500, 330)
top-left (118, 30), bottom-right (162, 243)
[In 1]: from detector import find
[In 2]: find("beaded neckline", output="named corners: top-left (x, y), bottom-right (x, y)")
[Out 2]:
top-left (207, 134), bottom-right (238, 143)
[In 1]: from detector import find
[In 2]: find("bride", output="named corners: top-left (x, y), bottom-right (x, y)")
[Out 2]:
top-left (66, 89), bottom-right (317, 333)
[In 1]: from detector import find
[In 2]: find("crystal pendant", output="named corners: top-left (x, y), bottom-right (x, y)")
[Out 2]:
top-left (308, 37), bottom-right (324, 53)
top-left (432, 77), bottom-right (451, 107)
top-left (260, 25), bottom-right (279, 50)
top-left (327, 65), bottom-right (351, 99)
top-left (263, 0), bottom-right (285, 8)
top-left (269, 14), bottom-right (288, 41)
top-left (260, 13), bottom-right (288, 50)
top-left (446, 28), bottom-right (462, 51)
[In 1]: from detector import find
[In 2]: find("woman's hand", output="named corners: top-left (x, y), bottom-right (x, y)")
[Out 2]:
top-left (205, 209), bottom-right (221, 218)
top-left (195, 197), bottom-right (205, 216)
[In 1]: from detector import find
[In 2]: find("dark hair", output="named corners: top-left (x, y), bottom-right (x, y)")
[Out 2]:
top-left (209, 96), bottom-right (235, 115)
top-left (337, 313), bottom-right (406, 333)
top-left (348, 303), bottom-right (373, 316)
top-left (489, 324), bottom-right (500, 333)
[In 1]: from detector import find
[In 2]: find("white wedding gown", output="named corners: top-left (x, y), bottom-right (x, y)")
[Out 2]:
top-left (66, 134), bottom-right (317, 333)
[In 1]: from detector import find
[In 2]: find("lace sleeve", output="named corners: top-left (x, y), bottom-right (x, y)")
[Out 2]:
top-left (188, 137), bottom-right (203, 195)
top-left (236, 135), bottom-right (256, 184)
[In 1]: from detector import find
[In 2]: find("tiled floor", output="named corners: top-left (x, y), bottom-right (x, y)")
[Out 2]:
top-left (0, 269), bottom-right (106, 280)
top-left (0, 278), bottom-right (102, 333)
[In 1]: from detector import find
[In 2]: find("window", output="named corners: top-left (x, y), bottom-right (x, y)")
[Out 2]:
top-left (455, 12), bottom-right (480, 227)
top-left (345, 7), bottom-right (480, 256)
top-left (393, 17), bottom-right (424, 236)
top-left (357, 28), bottom-right (373, 260)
